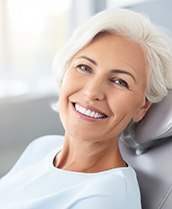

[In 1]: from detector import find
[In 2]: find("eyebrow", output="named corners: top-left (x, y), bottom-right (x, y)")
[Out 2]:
top-left (77, 55), bottom-right (136, 83)
top-left (111, 69), bottom-right (136, 83)
top-left (78, 56), bottom-right (98, 66)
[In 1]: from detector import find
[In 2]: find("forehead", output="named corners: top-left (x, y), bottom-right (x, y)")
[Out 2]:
top-left (74, 33), bottom-right (148, 77)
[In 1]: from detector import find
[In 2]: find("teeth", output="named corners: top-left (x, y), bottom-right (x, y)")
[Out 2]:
top-left (75, 104), bottom-right (106, 119)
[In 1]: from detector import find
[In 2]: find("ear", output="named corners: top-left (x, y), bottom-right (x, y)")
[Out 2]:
top-left (133, 99), bottom-right (152, 122)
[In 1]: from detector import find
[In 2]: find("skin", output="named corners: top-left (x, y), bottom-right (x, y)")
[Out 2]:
top-left (54, 33), bottom-right (152, 173)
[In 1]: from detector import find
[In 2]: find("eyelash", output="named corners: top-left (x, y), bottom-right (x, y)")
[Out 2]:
top-left (77, 64), bottom-right (92, 73)
top-left (76, 64), bottom-right (129, 89)
top-left (111, 78), bottom-right (129, 89)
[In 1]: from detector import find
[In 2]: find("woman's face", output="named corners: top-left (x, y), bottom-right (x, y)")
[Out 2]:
top-left (58, 34), bottom-right (151, 142)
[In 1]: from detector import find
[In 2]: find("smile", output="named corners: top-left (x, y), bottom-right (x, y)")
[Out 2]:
top-left (74, 103), bottom-right (107, 119)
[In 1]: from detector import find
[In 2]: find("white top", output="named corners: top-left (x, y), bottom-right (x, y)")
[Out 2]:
top-left (0, 135), bottom-right (142, 209)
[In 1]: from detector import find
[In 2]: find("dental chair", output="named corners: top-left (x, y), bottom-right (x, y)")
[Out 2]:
top-left (119, 90), bottom-right (172, 209)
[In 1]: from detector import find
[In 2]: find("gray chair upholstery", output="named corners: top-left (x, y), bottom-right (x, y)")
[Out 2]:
top-left (119, 90), bottom-right (172, 209)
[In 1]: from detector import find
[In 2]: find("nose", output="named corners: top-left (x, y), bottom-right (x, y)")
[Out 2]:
top-left (83, 77), bottom-right (105, 101)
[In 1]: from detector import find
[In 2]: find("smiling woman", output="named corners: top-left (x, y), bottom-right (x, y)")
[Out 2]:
top-left (0, 8), bottom-right (172, 209)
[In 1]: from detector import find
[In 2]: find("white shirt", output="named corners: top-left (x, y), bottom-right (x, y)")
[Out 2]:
top-left (0, 135), bottom-right (142, 209)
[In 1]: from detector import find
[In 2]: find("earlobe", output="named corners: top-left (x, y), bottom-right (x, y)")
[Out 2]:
top-left (133, 99), bottom-right (152, 122)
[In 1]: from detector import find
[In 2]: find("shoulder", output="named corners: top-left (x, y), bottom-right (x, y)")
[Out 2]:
top-left (21, 134), bottom-right (64, 158)
top-left (74, 167), bottom-right (141, 209)
top-left (8, 135), bottom-right (64, 173)
top-left (25, 135), bottom-right (64, 154)
top-left (86, 167), bottom-right (137, 194)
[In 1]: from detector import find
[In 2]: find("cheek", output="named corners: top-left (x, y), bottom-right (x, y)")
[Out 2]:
top-left (109, 92), bottom-right (145, 117)
top-left (60, 70), bottom-right (83, 95)
top-left (58, 73), bottom-right (82, 129)
top-left (58, 92), bottom-right (66, 129)
top-left (58, 79), bottom-right (72, 128)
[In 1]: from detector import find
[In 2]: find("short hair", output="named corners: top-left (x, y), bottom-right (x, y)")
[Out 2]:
top-left (53, 9), bottom-right (172, 103)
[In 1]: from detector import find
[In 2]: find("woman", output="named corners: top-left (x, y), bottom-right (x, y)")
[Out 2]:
top-left (0, 9), bottom-right (172, 209)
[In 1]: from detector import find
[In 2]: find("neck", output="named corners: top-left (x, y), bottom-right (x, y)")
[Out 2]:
top-left (54, 134), bottom-right (126, 173)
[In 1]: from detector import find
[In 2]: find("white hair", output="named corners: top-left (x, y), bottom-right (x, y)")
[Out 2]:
top-left (53, 9), bottom-right (172, 103)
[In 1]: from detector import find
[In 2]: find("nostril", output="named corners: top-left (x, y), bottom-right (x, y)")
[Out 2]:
top-left (83, 88), bottom-right (105, 101)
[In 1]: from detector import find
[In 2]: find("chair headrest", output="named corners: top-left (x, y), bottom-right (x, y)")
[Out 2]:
top-left (121, 90), bottom-right (172, 151)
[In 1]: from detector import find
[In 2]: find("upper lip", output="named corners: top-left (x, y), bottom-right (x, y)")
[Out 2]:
top-left (72, 102), bottom-right (108, 117)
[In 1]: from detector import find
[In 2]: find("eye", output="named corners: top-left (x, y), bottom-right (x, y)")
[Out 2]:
top-left (77, 64), bottom-right (92, 73)
top-left (112, 78), bottom-right (129, 89)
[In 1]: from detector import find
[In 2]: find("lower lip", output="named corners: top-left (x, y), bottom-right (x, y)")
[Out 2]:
top-left (72, 103), bottom-right (107, 122)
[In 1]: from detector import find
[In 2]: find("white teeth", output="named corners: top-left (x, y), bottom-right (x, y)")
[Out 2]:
top-left (90, 111), bottom-right (95, 117)
top-left (85, 110), bottom-right (91, 116)
top-left (74, 104), bottom-right (106, 119)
